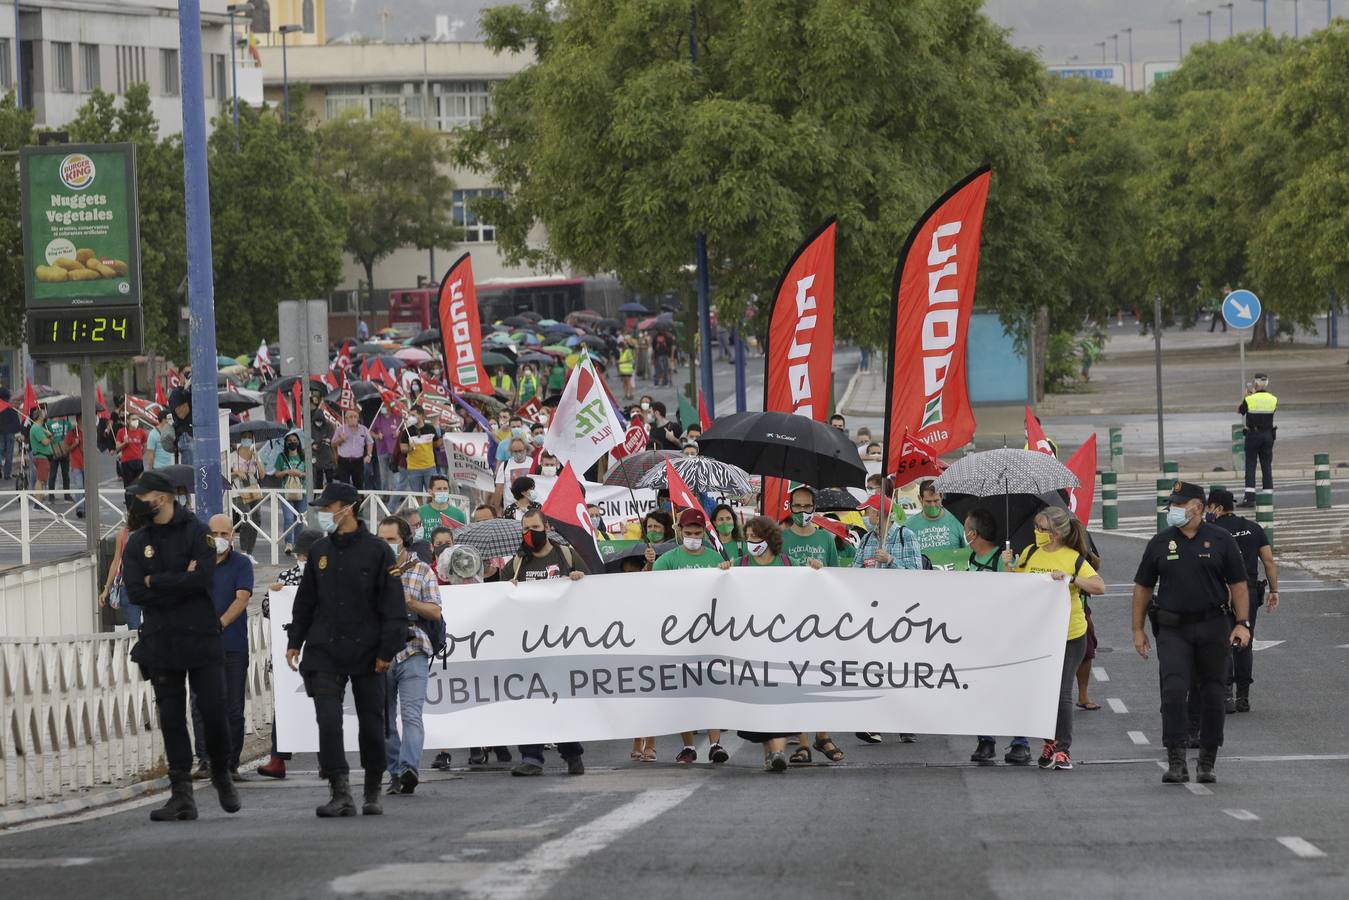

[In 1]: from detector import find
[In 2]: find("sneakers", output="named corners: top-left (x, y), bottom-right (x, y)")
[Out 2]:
top-left (855, 732), bottom-right (883, 744)
top-left (566, 756), bottom-right (585, 776)
top-left (386, 775), bottom-right (403, 795)
top-left (675, 746), bottom-right (697, 764)
top-left (970, 739), bottom-right (997, 765)
top-left (709, 743), bottom-right (730, 764)
top-left (432, 751), bottom-right (453, 770)
top-left (511, 761), bottom-right (544, 777)
top-left (399, 768), bottom-right (419, 795)
top-left (898, 733), bottom-right (917, 743)
top-left (1038, 741), bottom-right (1057, 769)
top-left (494, 747), bottom-right (514, 763)
top-left (1004, 744), bottom-right (1032, 766)
top-left (764, 751), bottom-right (788, 773)
top-left (1052, 750), bottom-right (1073, 770)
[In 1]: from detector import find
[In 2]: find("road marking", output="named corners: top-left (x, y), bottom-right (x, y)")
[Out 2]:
top-left (1127, 731), bottom-right (1149, 745)
top-left (1224, 809), bottom-right (1261, 821)
top-left (0, 858), bottom-right (97, 869)
top-left (1106, 698), bottom-right (1129, 714)
top-left (1184, 783), bottom-right (1213, 796)
top-left (1276, 837), bottom-right (1327, 859)
top-left (1092, 668), bottom-right (1109, 683)
top-left (1252, 640), bottom-right (1285, 651)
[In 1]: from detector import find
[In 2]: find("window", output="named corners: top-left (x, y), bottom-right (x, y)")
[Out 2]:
top-left (251, 1), bottom-right (272, 33)
top-left (434, 80), bottom-right (495, 130)
top-left (323, 83), bottom-right (426, 121)
top-left (160, 48), bottom-right (179, 96)
top-left (53, 42), bottom-right (73, 93)
top-left (451, 189), bottom-right (504, 243)
top-left (80, 43), bottom-right (100, 92)
top-left (212, 53), bottom-right (227, 104)
top-left (0, 40), bottom-right (10, 90)
top-left (302, 0), bottom-right (315, 33)
top-left (115, 45), bottom-right (146, 93)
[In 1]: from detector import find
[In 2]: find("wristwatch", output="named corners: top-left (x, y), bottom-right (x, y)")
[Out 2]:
top-left (1236, 619), bottom-right (1253, 631)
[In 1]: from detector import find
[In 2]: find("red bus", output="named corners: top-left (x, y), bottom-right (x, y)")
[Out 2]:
top-left (388, 276), bottom-right (625, 328)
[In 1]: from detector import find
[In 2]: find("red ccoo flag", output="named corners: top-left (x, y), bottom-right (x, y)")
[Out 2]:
top-left (811, 514), bottom-right (851, 541)
top-left (436, 253), bottom-right (491, 392)
top-left (697, 390), bottom-right (712, 432)
top-left (892, 429), bottom-right (947, 486)
top-left (277, 388), bottom-right (292, 425)
top-left (154, 380), bottom-right (168, 408)
top-left (95, 386), bottom-right (110, 421)
top-left (1064, 434), bottom-right (1098, 527)
top-left (540, 462), bottom-right (604, 574)
top-left (1024, 406), bottom-right (1055, 456)
top-left (23, 383), bottom-right (39, 418)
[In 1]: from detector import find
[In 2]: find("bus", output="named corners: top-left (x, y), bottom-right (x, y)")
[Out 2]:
top-left (388, 275), bottom-right (627, 328)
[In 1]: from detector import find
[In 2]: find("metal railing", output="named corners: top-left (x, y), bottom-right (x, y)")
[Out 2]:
top-left (0, 612), bottom-right (272, 808)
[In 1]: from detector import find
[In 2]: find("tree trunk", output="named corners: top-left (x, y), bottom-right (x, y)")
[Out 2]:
top-left (1248, 309), bottom-right (1270, 350)
top-left (362, 259), bottom-right (375, 332)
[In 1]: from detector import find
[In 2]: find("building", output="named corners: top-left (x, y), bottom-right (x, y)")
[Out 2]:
top-left (244, 0), bottom-right (326, 48)
top-left (3, 0), bottom-right (234, 133)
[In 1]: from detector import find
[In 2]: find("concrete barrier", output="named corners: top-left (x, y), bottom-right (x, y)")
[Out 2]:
top-left (0, 554), bottom-right (99, 638)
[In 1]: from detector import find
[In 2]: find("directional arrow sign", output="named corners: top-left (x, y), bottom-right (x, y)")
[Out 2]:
top-left (1252, 639), bottom-right (1284, 652)
top-left (1222, 289), bottom-right (1261, 329)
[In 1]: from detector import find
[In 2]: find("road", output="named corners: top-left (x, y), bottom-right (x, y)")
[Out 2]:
top-left (3, 532), bottom-right (1347, 899)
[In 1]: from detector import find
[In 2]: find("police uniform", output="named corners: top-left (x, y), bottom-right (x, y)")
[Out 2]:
top-left (1134, 482), bottom-right (1250, 782)
top-left (121, 471), bottom-right (238, 820)
top-left (287, 481), bottom-right (406, 815)
top-left (1237, 376), bottom-right (1277, 503)
top-left (1208, 489), bottom-right (1273, 708)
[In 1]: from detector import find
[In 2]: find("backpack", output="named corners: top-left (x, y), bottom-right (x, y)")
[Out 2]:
top-left (510, 543), bottom-right (575, 581)
top-left (395, 557), bottom-right (447, 659)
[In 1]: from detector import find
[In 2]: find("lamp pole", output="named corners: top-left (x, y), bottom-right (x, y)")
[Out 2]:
top-left (226, 3), bottom-right (252, 150)
top-left (689, 4), bottom-right (715, 414)
top-left (1201, 9), bottom-right (1214, 40)
top-left (1123, 27), bottom-right (1134, 90)
top-left (278, 24), bottom-right (301, 123)
top-left (1095, 40), bottom-right (1107, 62)
top-left (1220, 3), bottom-right (1235, 36)
top-left (1109, 32), bottom-right (1119, 61)
top-left (1253, 0), bottom-right (1268, 31)
top-left (1290, 0), bottom-right (1300, 36)
top-left (11, 0), bottom-right (21, 108)
top-left (1171, 18), bottom-right (1184, 60)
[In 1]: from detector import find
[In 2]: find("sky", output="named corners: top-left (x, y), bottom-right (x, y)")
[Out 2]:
top-left (326, 1), bottom-right (1326, 64)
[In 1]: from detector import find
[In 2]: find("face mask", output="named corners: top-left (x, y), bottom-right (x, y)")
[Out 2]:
top-left (386, 539), bottom-right (402, 555)
top-left (527, 490), bottom-right (539, 503)
top-left (213, 537), bottom-right (231, 555)
top-left (683, 536), bottom-right (703, 552)
top-left (964, 531), bottom-right (977, 545)
top-left (541, 465), bottom-right (557, 477)
top-left (1166, 506), bottom-right (1191, 528)
top-left (129, 496), bottom-right (156, 519)
top-left (433, 544), bottom-right (450, 556)
top-left (522, 529), bottom-right (547, 552)
top-left (1033, 530), bottom-right (1051, 547)
top-left (791, 511), bottom-right (810, 527)
top-left (317, 511), bottom-right (337, 533)
top-left (512, 427), bottom-right (526, 438)
top-left (645, 529), bottom-right (665, 544)
top-left (748, 539), bottom-right (769, 557)
top-left (432, 491), bottom-right (449, 505)
top-left (511, 452), bottom-right (528, 464)
top-left (640, 402), bottom-right (651, 411)
top-left (285, 443), bottom-right (299, 453)
top-left (239, 439), bottom-right (253, 449)
top-left (923, 504), bottom-right (942, 518)
top-left (590, 516), bottom-right (603, 530)
top-left (715, 521), bottom-right (734, 537)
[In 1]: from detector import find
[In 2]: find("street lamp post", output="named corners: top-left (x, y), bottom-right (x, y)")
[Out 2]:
top-left (1253, 0), bottom-right (1269, 31)
top-left (226, 3), bottom-right (253, 150)
top-left (1220, 2), bottom-right (1235, 36)
top-left (1123, 27), bottom-right (1134, 90)
top-left (1109, 32), bottom-right (1119, 61)
top-left (1290, 0), bottom-right (1300, 36)
top-left (1171, 18), bottom-right (1184, 60)
top-left (689, 4), bottom-right (715, 414)
top-left (418, 33), bottom-right (434, 284)
top-left (1095, 40), bottom-right (1107, 62)
top-left (11, 0), bottom-right (20, 109)
top-left (1201, 9), bottom-right (1214, 40)
top-left (278, 24), bottom-right (301, 123)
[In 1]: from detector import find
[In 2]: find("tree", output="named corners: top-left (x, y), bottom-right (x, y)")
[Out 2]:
top-left (0, 93), bottom-right (36, 348)
top-left (317, 110), bottom-right (457, 322)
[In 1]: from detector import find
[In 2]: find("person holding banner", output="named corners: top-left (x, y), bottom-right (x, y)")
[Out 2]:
top-left (908, 482), bottom-right (968, 554)
top-left (710, 504), bottom-right (745, 560)
top-left (851, 496), bottom-right (922, 570)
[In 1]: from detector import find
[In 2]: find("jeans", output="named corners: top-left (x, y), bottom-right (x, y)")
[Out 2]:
top-left (519, 741), bottom-right (584, 766)
top-left (1157, 615), bottom-right (1231, 750)
top-left (150, 664), bottom-right (229, 775)
top-left (193, 650), bottom-right (249, 768)
top-left (304, 670), bottom-right (386, 777)
top-left (0, 431), bottom-right (12, 479)
top-left (385, 653), bottom-right (430, 777)
top-left (47, 455), bottom-right (70, 495)
top-left (1051, 635), bottom-right (1089, 751)
top-left (653, 354), bottom-right (670, 386)
top-left (337, 456), bottom-right (366, 490)
top-left (1244, 430), bottom-right (1274, 493)
top-left (120, 594), bottom-right (142, 629)
top-left (70, 467), bottom-right (85, 514)
top-left (280, 498), bottom-right (307, 547)
top-left (404, 468), bottom-right (438, 495)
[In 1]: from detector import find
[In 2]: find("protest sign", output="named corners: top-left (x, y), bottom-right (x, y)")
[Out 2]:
top-left (529, 474), bottom-right (657, 538)
top-left (442, 432), bottom-right (495, 493)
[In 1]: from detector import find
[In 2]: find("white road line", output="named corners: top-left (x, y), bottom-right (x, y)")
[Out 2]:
top-left (1223, 809), bottom-right (1261, 821)
top-left (1092, 668), bottom-right (1109, 683)
top-left (1184, 783), bottom-right (1214, 796)
top-left (1276, 837), bottom-right (1328, 859)
top-left (1107, 698), bottom-right (1129, 714)
top-left (1127, 731), bottom-right (1149, 745)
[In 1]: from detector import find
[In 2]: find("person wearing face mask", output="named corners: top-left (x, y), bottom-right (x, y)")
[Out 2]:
top-left (286, 481), bottom-right (407, 817)
top-left (709, 504), bottom-right (745, 559)
top-left (1132, 482), bottom-right (1251, 785)
top-left (850, 495), bottom-right (922, 570)
top-left (400, 406), bottom-right (444, 498)
top-left (333, 407), bottom-right (375, 490)
top-left (536, 450), bottom-right (561, 479)
top-left (502, 475), bottom-right (541, 521)
top-left (907, 481), bottom-right (968, 553)
top-left (494, 416), bottom-right (529, 463)
top-left (585, 503), bottom-right (610, 541)
top-left (639, 510), bottom-right (676, 566)
top-left (120, 472), bottom-right (240, 822)
top-left (417, 474), bottom-right (468, 541)
top-left (780, 486), bottom-right (839, 569)
top-left (1003, 506), bottom-right (1106, 773)
top-left (493, 437), bottom-right (536, 514)
top-left (645, 401), bottom-right (683, 451)
top-left (191, 515), bottom-right (253, 783)
top-left (230, 436), bottom-right (265, 556)
top-left (308, 390), bottom-right (338, 488)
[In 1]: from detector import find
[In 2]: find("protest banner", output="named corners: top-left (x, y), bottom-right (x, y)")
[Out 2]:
top-left (529, 474), bottom-right (657, 538)
top-left (442, 431), bottom-right (496, 493)
top-left (271, 566), bottom-right (1069, 750)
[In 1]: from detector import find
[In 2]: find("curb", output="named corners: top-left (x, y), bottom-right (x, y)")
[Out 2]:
top-left (837, 369), bottom-right (867, 418)
top-left (1104, 469), bottom-right (1332, 484)
top-left (0, 776), bottom-right (168, 829)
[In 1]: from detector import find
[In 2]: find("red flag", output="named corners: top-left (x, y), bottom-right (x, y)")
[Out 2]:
top-left (165, 367), bottom-right (183, 390)
top-left (663, 458), bottom-right (701, 513)
top-left (277, 389), bottom-right (292, 425)
top-left (23, 383), bottom-right (38, 417)
top-left (811, 514), bottom-right (851, 541)
top-left (436, 253), bottom-right (491, 392)
top-left (884, 167), bottom-right (991, 468)
top-left (369, 357), bottom-right (396, 389)
top-left (95, 386), bottom-right (110, 421)
top-left (892, 429), bottom-right (947, 486)
top-left (439, 511), bottom-right (464, 531)
top-left (762, 217), bottom-right (836, 516)
top-left (697, 390), bottom-right (712, 432)
top-left (292, 380), bottom-right (305, 420)
top-left (154, 380), bottom-right (168, 408)
top-left (1024, 406), bottom-right (1055, 456)
top-left (332, 340), bottom-right (353, 372)
top-left (540, 462), bottom-right (604, 574)
top-left (1065, 434), bottom-right (1098, 527)
top-left (516, 395), bottom-right (543, 423)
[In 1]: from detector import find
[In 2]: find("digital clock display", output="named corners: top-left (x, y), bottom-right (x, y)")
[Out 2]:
top-left (29, 307), bottom-right (144, 358)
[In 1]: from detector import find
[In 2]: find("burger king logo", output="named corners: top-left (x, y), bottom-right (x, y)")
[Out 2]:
top-left (59, 154), bottom-right (96, 190)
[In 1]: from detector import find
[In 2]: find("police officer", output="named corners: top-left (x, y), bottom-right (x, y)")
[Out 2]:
top-left (121, 471), bottom-right (240, 821)
top-left (1206, 488), bottom-right (1279, 711)
top-left (1237, 373), bottom-right (1277, 507)
top-left (1132, 482), bottom-right (1251, 785)
top-left (285, 481), bottom-right (406, 818)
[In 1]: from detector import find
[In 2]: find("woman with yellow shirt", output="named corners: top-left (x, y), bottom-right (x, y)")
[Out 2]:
top-left (1002, 506), bottom-right (1105, 771)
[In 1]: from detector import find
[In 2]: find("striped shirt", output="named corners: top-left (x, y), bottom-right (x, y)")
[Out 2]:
top-left (393, 556), bottom-right (442, 663)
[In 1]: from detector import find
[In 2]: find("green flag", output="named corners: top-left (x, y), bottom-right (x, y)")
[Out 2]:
top-left (677, 392), bottom-right (699, 431)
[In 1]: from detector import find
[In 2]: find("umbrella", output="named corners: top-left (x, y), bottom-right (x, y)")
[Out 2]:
top-left (409, 329), bottom-right (441, 347)
top-left (217, 391), bottom-right (261, 413)
top-left (537, 319), bottom-right (559, 327)
top-left (601, 540), bottom-right (675, 573)
top-left (216, 372), bottom-right (241, 389)
top-left (636, 455), bottom-right (753, 496)
top-left (596, 318), bottom-right (622, 331)
top-left (216, 355), bottom-right (238, 369)
top-left (696, 411), bottom-right (867, 489)
top-left (325, 380), bottom-right (383, 404)
top-left (481, 351), bottom-right (517, 369)
top-left (942, 491), bottom-right (1069, 556)
top-left (815, 487), bottom-right (870, 512)
top-left (640, 318), bottom-right (678, 333)
top-left (933, 449), bottom-right (1079, 549)
top-left (453, 518), bottom-right (565, 558)
top-left (355, 342), bottom-right (393, 354)
top-left (368, 354), bottom-right (406, 371)
top-left (500, 315), bottom-right (532, 328)
top-left (41, 395), bottom-right (104, 418)
top-left (517, 351), bottom-right (557, 367)
top-left (604, 450), bottom-right (681, 489)
top-left (575, 334), bottom-right (608, 348)
top-left (395, 347), bottom-right (433, 364)
top-left (618, 301), bottom-right (650, 315)
top-left (517, 310), bottom-right (542, 321)
top-left (30, 384), bottom-right (62, 400)
top-left (230, 419), bottom-right (289, 442)
top-left (540, 393), bottom-right (563, 409)
top-left (566, 309), bottom-right (602, 323)
top-left (158, 464), bottom-right (195, 492)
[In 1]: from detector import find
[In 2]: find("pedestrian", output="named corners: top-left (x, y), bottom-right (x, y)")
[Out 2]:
top-left (98, 492), bottom-right (149, 630)
top-left (507, 508), bottom-right (588, 777)
top-left (274, 430), bottom-right (308, 555)
top-left (586, 503), bottom-right (610, 540)
top-left (651, 330), bottom-right (673, 386)
top-left (493, 437), bottom-right (535, 513)
top-left (618, 341), bottom-right (636, 400)
top-left (781, 486), bottom-right (839, 567)
top-left (309, 391), bottom-right (337, 489)
top-left (115, 414), bottom-right (148, 488)
top-left (120, 472), bottom-right (240, 821)
top-left (229, 437), bottom-right (265, 556)
top-left (851, 496), bottom-right (922, 569)
top-left (375, 516), bottom-right (442, 797)
top-left (1237, 374), bottom-right (1277, 507)
top-left (490, 366), bottom-right (515, 397)
top-left (144, 409), bottom-right (177, 471)
top-left (646, 402), bottom-right (683, 451)
top-left (417, 473), bottom-right (468, 538)
top-left (168, 387), bottom-right (193, 465)
top-left (0, 387), bottom-right (18, 481)
top-left (47, 413), bottom-right (74, 500)
top-left (709, 503), bottom-right (745, 559)
top-left (907, 480), bottom-right (969, 553)
top-left (286, 481), bottom-right (406, 817)
top-left (27, 405), bottom-right (54, 501)
top-left (1132, 481), bottom-right (1251, 784)
top-left (370, 403), bottom-right (402, 493)
top-left (191, 515), bottom-right (253, 782)
top-left (502, 476), bottom-right (541, 521)
top-left (333, 407), bottom-right (374, 490)
top-left (1205, 488), bottom-right (1278, 712)
top-left (640, 510), bottom-right (675, 567)
top-left (517, 364), bottom-right (540, 404)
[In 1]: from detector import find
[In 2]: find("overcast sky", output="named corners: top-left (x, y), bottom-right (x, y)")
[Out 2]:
top-left (327, 1), bottom-right (1323, 65)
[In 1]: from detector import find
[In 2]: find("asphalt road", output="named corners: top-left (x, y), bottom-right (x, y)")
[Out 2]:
top-left (3, 532), bottom-right (1347, 899)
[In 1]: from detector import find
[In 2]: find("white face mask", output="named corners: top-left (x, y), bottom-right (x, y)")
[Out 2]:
top-left (432, 491), bottom-right (450, 505)
top-left (511, 451), bottom-right (528, 464)
top-left (683, 536), bottom-right (703, 552)
top-left (640, 402), bottom-right (651, 411)
top-left (748, 539), bottom-right (769, 557)
top-left (386, 539), bottom-right (402, 555)
top-left (213, 537), bottom-right (231, 555)
top-left (541, 465), bottom-right (557, 477)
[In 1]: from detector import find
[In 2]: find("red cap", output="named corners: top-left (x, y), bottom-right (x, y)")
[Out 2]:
top-left (859, 494), bottom-right (892, 516)
top-left (677, 507), bottom-right (707, 528)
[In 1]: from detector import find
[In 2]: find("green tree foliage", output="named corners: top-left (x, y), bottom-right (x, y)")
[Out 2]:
top-left (0, 93), bottom-right (36, 347)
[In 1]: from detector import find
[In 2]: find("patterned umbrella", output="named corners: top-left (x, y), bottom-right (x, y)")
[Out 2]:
top-left (603, 450), bottom-right (681, 489)
top-left (635, 455), bottom-right (753, 496)
top-left (815, 487), bottom-right (868, 512)
top-left (932, 449), bottom-right (1078, 496)
top-left (450, 518), bottom-right (568, 558)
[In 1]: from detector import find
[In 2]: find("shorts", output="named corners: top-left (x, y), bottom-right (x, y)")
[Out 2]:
top-left (1082, 607), bottom-right (1098, 662)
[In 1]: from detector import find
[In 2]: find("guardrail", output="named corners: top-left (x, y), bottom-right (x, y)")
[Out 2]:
top-left (1, 613), bottom-right (272, 808)
top-left (0, 554), bottom-right (100, 638)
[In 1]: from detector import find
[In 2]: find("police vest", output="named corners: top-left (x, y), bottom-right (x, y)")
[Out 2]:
top-left (1245, 391), bottom-right (1277, 413)
top-left (618, 350), bottom-right (635, 375)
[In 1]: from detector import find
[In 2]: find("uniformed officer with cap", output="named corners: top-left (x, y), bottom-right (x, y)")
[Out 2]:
top-left (1206, 488), bottom-right (1279, 711)
top-left (1237, 373), bottom-right (1277, 507)
top-left (285, 481), bottom-right (406, 818)
top-left (121, 470), bottom-right (240, 821)
top-left (1131, 481), bottom-right (1251, 785)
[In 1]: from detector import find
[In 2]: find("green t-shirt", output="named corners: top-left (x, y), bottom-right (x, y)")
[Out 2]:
top-left (47, 418), bottom-right (72, 451)
top-left (653, 545), bottom-right (724, 571)
top-left (781, 528), bottom-right (840, 568)
top-left (418, 503), bottom-right (468, 541)
top-left (968, 547), bottom-right (1003, 572)
top-left (907, 509), bottom-right (968, 553)
top-left (29, 423), bottom-right (53, 459)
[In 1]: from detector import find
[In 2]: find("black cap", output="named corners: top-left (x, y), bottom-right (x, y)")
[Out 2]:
top-left (314, 480), bottom-right (359, 507)
top-left (1252, 373), bottom-right (1269, 380)
top-left (128, 471), bottom-right (175, 496)
top-left (1169, 481), bottom-right (1206, 504)
top-left (1207, 488), bottom-right (1236, 511)
top-left (168, 386), bottom-right (191, 408)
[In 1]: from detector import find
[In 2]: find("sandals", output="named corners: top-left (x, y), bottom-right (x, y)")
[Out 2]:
top-left (789, 747), bottom-right (812, 764)
top-left (630, 750), bottom-right (643, 760)
top-left (813, 738), bottom-right (845, 763)
top-left (1076, 701), bottom-right (1102, 711)
top-left (641, 746), bottom-right (657, 762)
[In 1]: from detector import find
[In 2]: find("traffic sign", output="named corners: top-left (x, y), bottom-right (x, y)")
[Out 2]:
top-left (1222, 289), bottom-right (1261, 329)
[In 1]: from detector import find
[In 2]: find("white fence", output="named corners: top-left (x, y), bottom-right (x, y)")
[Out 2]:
top-left (0, 554), bottom-right (100, 638)
top-left (0, 613), bottom-right (272, 808)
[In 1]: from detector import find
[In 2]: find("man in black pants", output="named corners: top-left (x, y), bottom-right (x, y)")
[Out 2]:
top-left (286, 481), bottom-right (406, 817)
top-left (121, 471), bottom-right (240, 821)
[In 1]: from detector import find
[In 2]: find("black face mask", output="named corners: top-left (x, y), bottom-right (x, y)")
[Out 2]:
top-left (285, 442), bottom-right (300, 453)
top-left (522, 529), bottom-right (547, 552)
top-left (129, 495), bottom-right (158, 519)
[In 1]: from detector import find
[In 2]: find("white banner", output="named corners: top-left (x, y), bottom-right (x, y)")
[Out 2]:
top-left (271, 568), bottom-right (1069, 751)
top-left (442, 432), bottom-right (495, 493)
top-left (530, 475), bottom-right (657, 538)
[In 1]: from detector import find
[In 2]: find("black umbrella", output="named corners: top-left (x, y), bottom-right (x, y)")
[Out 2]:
top-left (158, 464), bottom-right (195, 492)
top-left (600, 540), bottom-right (675, 573)
top-left (409, 328), bottom-right (441, 347)
top-left (500, 315), bottom-right (532, 328)
top-left (325, 380), bottom-right (382, 404)
top-left (576, 334), bottom-right (608, 348)
top-left (604, 450), bottom-right (681, 489)
top-left (517, 310), bottom-right (543, 322)
top-left (942, 491), bottom-right (1069, 557)
top-left (815, 487), bottom-right (867, 512)
top-left (596, 318), bottom-right (622, 331)
top-left (217, 391), bottom-right (261, 413)
top-left (697, 411), bottom-right (867, 489)
top-left (618, 301), bottom-right (650, 314)
top-left (261, 375), bottom-right (304, 395)
top-left (42, 396), bottom-right (105, 418)
top-left (517, 351), bottom-right (556, 367)
top-left (230, 419), bottom-right (290, 442)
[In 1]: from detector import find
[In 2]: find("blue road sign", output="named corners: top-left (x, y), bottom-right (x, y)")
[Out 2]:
top-left (1222, 289), bottom-right (1262, 329)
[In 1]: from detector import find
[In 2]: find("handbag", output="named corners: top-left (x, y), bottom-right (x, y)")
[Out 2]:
top-left (234, 458), bottom-right (263, 503)
top-left (283, 474), bottom-right (304, 502)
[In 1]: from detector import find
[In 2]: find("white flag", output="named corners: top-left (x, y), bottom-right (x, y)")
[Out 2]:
top-left (543, 357), bottom-right (625, 474)
top-left (253, 340), bottom-right (271, 374)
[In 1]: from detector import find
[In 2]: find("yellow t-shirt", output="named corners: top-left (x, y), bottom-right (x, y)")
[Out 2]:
top-left (1015, 544), bottom-right (1095, 641)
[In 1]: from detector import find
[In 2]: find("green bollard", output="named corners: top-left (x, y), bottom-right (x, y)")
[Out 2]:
top-left (1256, 489), bottom-right (1275, 546)
top-left (1102, 471), bottom-right (1118, 530)
top-left (1163, 460), bottom-right (1179, 480)
top-left (962, 441), bottom-right (977, 458)
top-left (1231, 424), bottom-right (1246, 477)
top-left (1315, 452), bottom-right (1332, 509)
top-left (1109, 426), bottom-right (1124, 472)
top-left (1156, 478), bottom-right (1172, 532)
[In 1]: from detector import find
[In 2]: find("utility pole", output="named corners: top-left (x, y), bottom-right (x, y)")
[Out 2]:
top-left (1254, 0), bottom-right (1269, 32)
top-left (689, 4), bottom-right (715, 414)
top-left (1108, 32), bottom-right (1119, 62)
top-left (279, 23), bottom-right (301, 123)
top-left (1123, 27), bottom-right (1134, 90)
top-left (1220, 3), bottom-right (1235, 37)
top-left (226, 3), bottom-right (252, 151)
top-left (1201, 8), bottom-right (1214, 41)
top-left (1171, 18), bottom-right (1184, 61)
